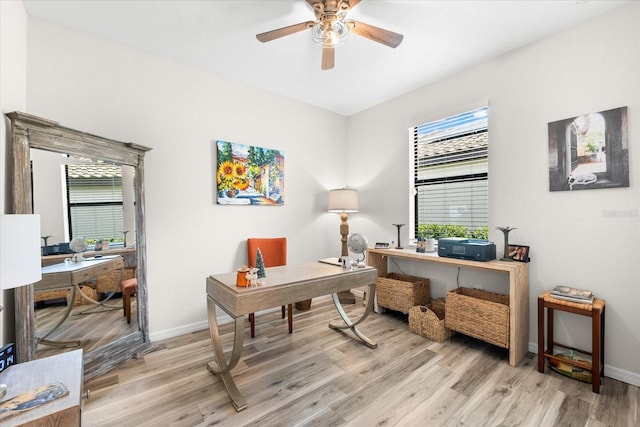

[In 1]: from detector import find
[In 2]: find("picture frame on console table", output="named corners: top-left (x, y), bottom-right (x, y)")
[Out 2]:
top-left (508, 244), bottom-right (530, 262)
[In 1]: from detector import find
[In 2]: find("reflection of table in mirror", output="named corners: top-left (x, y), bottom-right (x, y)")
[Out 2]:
top-left (35, 256), bottom-right (124, 347)
top-left (41, 246), bottom-right (136, 267)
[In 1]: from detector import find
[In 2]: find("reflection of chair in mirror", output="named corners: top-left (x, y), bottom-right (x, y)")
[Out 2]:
top-left (120, 278), bottom-right (137, 324)
top-left (96, 266), bottom-right (136, 300)
top-left (247, 238), bottom-right (291, 338)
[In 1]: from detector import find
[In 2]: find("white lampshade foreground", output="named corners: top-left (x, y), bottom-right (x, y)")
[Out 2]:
top-left (0, 214), bottom-right (42, 290)
top-left (327, 188), bottom-right (359, 213)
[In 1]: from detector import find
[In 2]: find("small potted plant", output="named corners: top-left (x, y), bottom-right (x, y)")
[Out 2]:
top-left (95, 238), bottom-right (111, 251)
top-left (417, 224), bottom-right (437, 253)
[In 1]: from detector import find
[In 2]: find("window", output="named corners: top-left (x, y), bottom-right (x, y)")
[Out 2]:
top-left (410, 106), bottom-right (489, 240)
top-left (66, 163), bottom-right (126, 243)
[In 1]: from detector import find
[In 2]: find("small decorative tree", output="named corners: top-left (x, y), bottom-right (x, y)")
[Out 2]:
top-left (255, 248), bottom-right (266, 278)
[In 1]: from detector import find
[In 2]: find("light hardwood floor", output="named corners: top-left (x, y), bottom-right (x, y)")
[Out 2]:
top-left (82, 296), bottom-right (639, 426)
top-left (36, 294), bottom-right (137, 360)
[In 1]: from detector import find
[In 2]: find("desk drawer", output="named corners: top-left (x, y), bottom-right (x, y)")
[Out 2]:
top-left (95, 263), bottom-right (115, 275)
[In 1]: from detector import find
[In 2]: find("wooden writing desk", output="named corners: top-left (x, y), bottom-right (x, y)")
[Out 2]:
top-left (206, 262), bottom-right (378, 411)
top-left (367, 247), bottom-right (529, 367)
top-left (0, 349), bottom-right (83, 426)
top-left (36, 256), bottom-right (124, 346)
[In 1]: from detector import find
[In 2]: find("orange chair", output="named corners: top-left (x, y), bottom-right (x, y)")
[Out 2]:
top-left (247, 238), bottom-right (291, 338)
top-left (120, 278), bottom-right (137, 324)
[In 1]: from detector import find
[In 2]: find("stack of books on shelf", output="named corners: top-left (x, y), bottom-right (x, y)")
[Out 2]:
top-left (551, 285), bottom-right (594, 304)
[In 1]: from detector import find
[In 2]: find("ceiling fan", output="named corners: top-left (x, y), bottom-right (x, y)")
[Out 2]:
top-left (256, 0), bottom-right (403, 70)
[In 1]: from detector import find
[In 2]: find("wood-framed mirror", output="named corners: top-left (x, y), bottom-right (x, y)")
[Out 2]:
top-left (7, 111), bottom-right (152, 381)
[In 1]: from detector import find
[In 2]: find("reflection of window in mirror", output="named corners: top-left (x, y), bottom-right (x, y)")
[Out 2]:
top-left (31, 149), bottom-right (136, 249)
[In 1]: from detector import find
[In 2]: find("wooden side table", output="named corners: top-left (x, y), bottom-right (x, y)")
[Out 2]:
top-left (537, 292), bottom-right (605, 393)
top-left (0, 349), bottom-right (83, 426)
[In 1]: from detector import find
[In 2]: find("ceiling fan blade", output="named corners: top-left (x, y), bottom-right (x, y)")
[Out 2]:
top-left (347, 20), bottom-right (403, 48)
top-left (256, 21), bottom-right (315, 43)
top-left (343, 0), bottom-right (361, 10)
top-left (321, 46), bottom-right (335, 70)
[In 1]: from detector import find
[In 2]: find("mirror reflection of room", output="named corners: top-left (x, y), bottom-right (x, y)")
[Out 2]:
top-left (31, 149), bottom-right (138, 360)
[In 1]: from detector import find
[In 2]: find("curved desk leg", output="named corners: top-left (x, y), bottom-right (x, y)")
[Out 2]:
top-left (329, 283), bottom-right (377, 349)
top-left (37, 286), bottom-right (81, 348)
top-left (205, 295), bottom-right (247, 412)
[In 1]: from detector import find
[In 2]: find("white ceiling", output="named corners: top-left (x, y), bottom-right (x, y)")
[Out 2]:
top-left (22, 0), bottom-right (630, 116)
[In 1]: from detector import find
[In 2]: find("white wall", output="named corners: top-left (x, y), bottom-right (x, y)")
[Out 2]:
top-left (4, 1), bottom-right (638, 387)
top-left (25, 18), bottom-right (349, 339)
top-left (1, 0), bottom-right (28, 345)
top-left (31, 149), bottom-right (66, 244)
top-left (348, 3), bottom-right (640, 385)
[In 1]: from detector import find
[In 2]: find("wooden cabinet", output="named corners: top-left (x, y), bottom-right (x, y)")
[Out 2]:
top-left (367, 248), bottom-right (529, 367)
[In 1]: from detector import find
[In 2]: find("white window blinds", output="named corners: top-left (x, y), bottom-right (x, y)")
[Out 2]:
top-left (412, 106), bottom-right (489, 234)
top-left (66, 164), bottom-right (124, 241)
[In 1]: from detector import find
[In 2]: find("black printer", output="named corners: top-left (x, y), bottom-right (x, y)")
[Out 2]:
top-left (42, 243), bottom-right (72, 256)
top-left (438, 238), bottom-right (496, 262)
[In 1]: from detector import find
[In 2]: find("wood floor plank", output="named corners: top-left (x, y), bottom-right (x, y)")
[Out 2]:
top-left (449, 355), bottom-right (536, 425)
top-left (345, 360), bottom-right (451, 426)
top-left (396, 384), bottom-right (469, 426)
top-left (80, 294), bottom-right (640, 427)
top-left (591, 378), bottom-right (636, 426)
top-left (36, 296), bottom-right (137, 360)
top-left (483, 368), bottom-right (562, 426)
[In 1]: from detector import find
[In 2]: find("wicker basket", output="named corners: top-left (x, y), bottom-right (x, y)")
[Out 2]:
top-left (295, 299), bottom-right (312, 311)
top-left (377, 273), bottom-right (430, 313)
top-left (408, 298), bottom-right (451, 342)
top-left (96, 267), bottom-right (136, 294)
top-left (34, 289), bottom-right (68, 303)
top-left (72, 285), bottom-right (98, 306)
top-left (445, 287), bottom-right (510, 348)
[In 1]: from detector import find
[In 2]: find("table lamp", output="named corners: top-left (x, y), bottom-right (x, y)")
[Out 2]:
top-left (328, 188), bottom-right (359, 257)
top-left (328, 188), bottom-right (359, 304)
top-left (0, 214), bottom-right (42, 397)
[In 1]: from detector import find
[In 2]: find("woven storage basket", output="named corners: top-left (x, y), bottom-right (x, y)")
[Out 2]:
top-left (295, 299), bottom-right (312, 311)
top-left (408, 298), bottom-right (451, 342)
top-left (34, 289), bottom-right (68, 303)
top-left (96, 267), bottom-right (136, 294)
top-left (72, 285), bottom-right (98, 306)
top-left (430, 297), bottom-right (446, 316)
top-left (445, 287), bottom-right (510, 348)
top-left (377, 273), bottom-right (430, 313)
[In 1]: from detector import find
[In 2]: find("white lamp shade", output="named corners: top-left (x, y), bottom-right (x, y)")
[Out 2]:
top-left (328, 188), bottom-right (359, 212)
top-left (1, 214), bottom-right (42, 289)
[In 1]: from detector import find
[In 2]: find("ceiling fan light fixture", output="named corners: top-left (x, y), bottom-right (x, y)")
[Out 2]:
top-left (312, 19), bottom-right (349, 47)
top-left (256, 0), bottom-right (402, 69)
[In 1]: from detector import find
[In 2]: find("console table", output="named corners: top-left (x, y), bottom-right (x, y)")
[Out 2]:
top-left (0, 349), bottom-right (83, 426)
top-left (206, 262), bottom-right (378, 411)
top-left (367, 247), bottom-right (529, 367)
top-left (36, 256), bottom-right (124, 346)
top-left (41, 247), bottom-right (136, 267)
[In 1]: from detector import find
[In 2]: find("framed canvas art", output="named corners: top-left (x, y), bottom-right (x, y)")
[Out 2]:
top-left (215, 140), bottom-right (284, 205)
top-left (548, 106), bottom-right (628, 191)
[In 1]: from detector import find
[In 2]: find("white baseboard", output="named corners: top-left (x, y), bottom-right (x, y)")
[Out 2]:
top-left (149, 320), bottom-right (209, 343)
top-left (528, 342), bottom-right (640, 387)
top-left (148, 307), bottom-right (279, 343)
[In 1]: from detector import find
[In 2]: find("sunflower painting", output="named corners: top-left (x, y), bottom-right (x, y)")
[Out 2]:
top-left (216, 140), bottom-right (284, 205)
